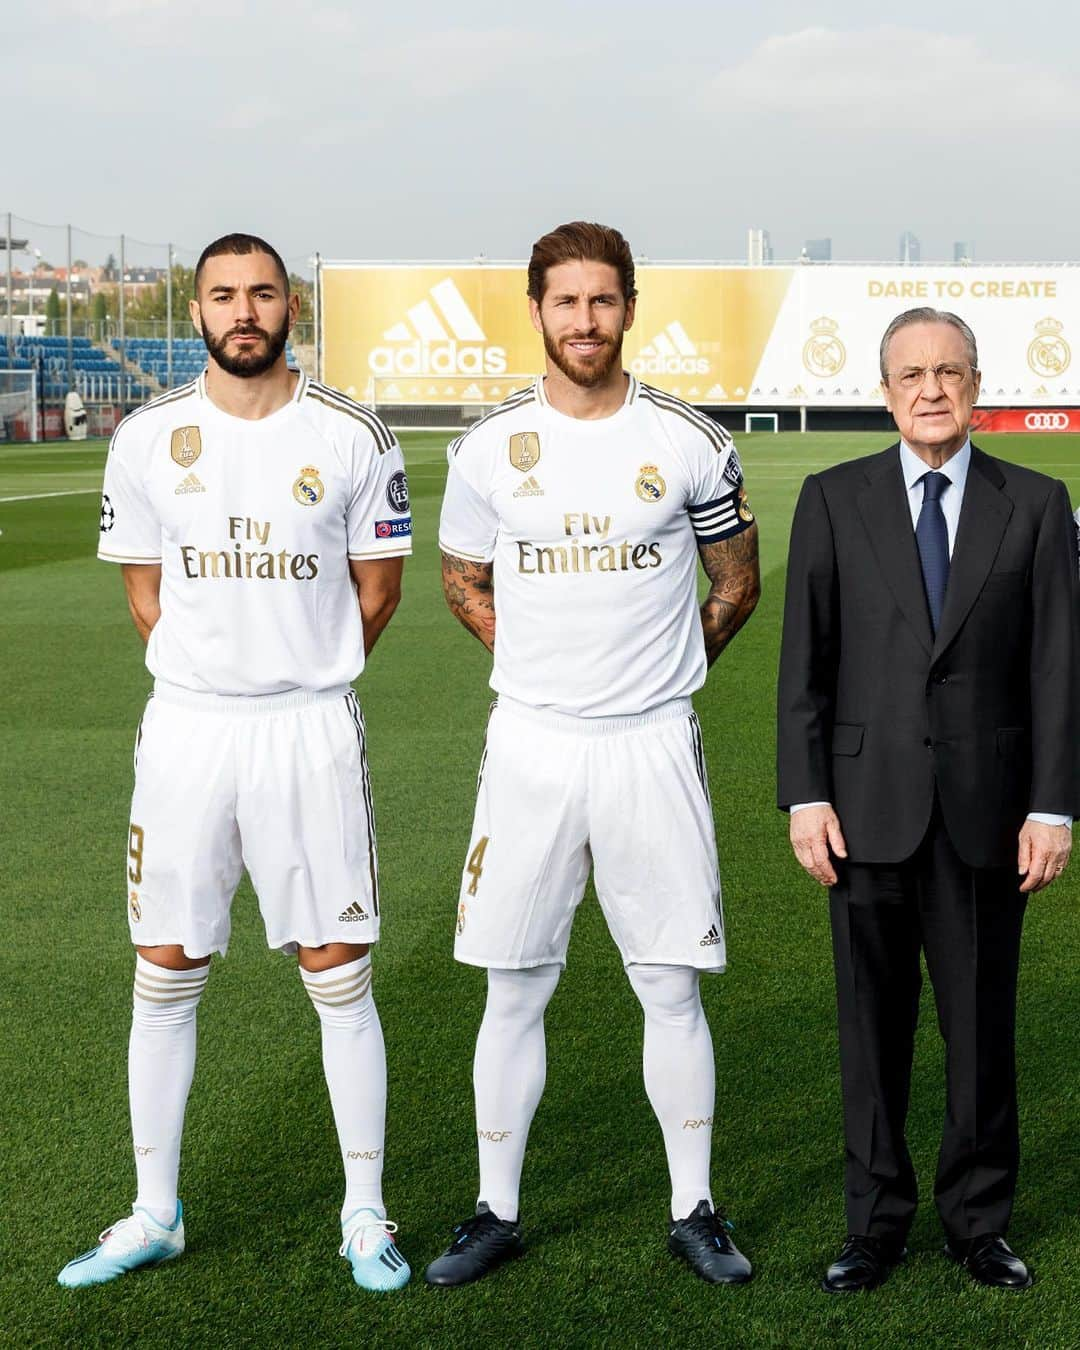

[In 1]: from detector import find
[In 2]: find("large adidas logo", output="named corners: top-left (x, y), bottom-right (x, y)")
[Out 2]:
top-left (632, 321), bottom-right (709, 377)
top-left (369, 279), bottom-right (508, 377)
top-left (174, 472), bottom-right (206, 495)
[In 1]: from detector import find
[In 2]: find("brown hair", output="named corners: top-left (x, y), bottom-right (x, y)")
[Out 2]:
top-left (194, 233), bottom-right (289, 295)
top-left (527, 221), bottom-right (637, 302)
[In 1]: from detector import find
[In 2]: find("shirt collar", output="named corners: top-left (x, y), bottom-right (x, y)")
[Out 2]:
top-left (899, 437), bottom-right (972, 496)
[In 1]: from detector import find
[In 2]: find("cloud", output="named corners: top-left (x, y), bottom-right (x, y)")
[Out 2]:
top-left (704, 27), bottom-right (1080, 132)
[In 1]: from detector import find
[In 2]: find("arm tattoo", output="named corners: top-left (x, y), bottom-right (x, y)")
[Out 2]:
top-left (441, 550), bottom-right (496, 652)
top-left (698, 523), bottom-right (760, 666)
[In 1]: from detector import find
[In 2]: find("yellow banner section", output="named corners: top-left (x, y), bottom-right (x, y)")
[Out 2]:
top-left (321, 265), bottom-right (795, 405)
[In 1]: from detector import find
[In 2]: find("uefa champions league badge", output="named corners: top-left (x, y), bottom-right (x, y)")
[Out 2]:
top-left (635, 464), bottom-right (666, 502)
top-left (385, 469), bottom-right (410, 514)
top-left (292, 466), bottom-right (325, 505)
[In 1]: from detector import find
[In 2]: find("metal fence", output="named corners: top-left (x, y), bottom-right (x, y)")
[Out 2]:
top-left (1, 209), bottom-right (314, 420)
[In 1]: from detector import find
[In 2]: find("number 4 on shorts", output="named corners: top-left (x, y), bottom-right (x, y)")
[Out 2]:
top-left (465, 835), bottom-right (489, 896)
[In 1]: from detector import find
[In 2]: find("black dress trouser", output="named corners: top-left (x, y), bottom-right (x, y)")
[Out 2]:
top-left (828, 804), bottom-right (1027, 1242)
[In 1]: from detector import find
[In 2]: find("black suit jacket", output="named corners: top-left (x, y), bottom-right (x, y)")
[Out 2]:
top-left (777, 442), bottom-right (1080, 869)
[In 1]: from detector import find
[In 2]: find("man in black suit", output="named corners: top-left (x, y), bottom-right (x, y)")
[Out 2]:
top-left (778, 307), bottom-right (1079, 1293)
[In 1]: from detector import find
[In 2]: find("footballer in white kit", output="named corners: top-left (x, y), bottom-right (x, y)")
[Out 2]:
top-left (424, 223), bottom-right (761, 1290)
top-left (58, 235), bottom-right (412, 1294)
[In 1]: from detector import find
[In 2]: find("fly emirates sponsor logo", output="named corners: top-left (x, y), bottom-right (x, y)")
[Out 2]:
top-left (516, 512), bottom-right (663, 575)
top-left (179, 516), bottom-right (320, 581)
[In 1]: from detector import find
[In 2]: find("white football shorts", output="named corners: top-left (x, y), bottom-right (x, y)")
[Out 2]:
top-left (124, 682), bottom-right (380, 958)
top-left (453, 696), bottom-right (726, 972)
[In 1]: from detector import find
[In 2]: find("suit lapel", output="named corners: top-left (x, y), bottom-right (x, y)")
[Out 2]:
top-left (932, 446), bottom-right (1011, 658)
top-left (856, 445), bottom-right (933, 656)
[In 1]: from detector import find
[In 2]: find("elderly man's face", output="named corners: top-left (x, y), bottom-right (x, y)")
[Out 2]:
top-left (881, 321), bottom-right (981, 465)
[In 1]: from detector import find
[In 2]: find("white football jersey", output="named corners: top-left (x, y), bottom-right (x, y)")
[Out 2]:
top-left (439, 375), bottom-right (754, 717)
top-left (98, 370), bottom-right (412, 696)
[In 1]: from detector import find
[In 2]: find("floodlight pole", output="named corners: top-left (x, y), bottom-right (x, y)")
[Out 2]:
top-left (313, 252), bottom-right (321, 383)
top-left (166, 242), bottom-right (173, 389)
top-left (118, 233), bottom-right (126, 414)
top-left (66, 223), bottom-right (73, 391)
top-left (5, 213), bottom-right (11, 354)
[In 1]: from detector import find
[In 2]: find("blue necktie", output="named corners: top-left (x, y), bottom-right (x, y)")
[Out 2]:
top-left (916, 471), bottom-right (950, 633)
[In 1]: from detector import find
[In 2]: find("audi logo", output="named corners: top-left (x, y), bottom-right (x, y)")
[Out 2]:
top-left (1024, 412), bottom-right (1071, 431)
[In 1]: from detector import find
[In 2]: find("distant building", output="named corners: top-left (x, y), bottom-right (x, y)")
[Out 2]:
top-left (899, 231), bottom-right (921, 264)
top-left (953, 240), bottom-right (974, 263)
top-left (802, 237), bottom-right (831, 262)
top-left (747, 228), bottom-right (773, 265)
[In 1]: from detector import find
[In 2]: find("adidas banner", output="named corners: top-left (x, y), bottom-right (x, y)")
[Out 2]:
top-left (321, 263), bottom-right (1080, 408)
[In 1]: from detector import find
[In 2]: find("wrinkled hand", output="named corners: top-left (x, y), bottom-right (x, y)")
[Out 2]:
top-left (1017, 821), bottom-right (1072, 894)
top-left (790, 804), bottom-right (848, 886)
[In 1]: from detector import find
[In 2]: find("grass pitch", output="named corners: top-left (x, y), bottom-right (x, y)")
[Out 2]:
top-left (1, 430), bottom-right (1078, 1348)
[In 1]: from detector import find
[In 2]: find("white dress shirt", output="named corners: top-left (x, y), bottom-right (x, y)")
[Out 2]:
top-left (791, 438), bottom-right (1069, 828)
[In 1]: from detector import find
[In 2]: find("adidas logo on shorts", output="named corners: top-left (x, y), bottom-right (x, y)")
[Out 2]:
top-left (699, 923), bottom-right (723, 947)
top-left (338, 901), bottom-right (370, 923)
top-left (175, 472), bottom-right (206, 494)
top-left (512, 475), bottom-right (544, 498)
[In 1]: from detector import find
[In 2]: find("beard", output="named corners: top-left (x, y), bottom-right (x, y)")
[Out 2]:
top-left (542, 326), bottom-right (623, 389)
top-left (200, 314), bottom-right (290, 378)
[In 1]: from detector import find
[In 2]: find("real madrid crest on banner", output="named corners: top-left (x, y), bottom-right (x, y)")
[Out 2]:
top-left (738, 486), bottom-right (754, 523)
top-left (170, 426), bottom-right (202, 468)
top-left (509, 432), bottom-right (541, 472)
top-left (1027, 317), bottom-right (1071, 377)
top-left (635, 464), bottom-right (666, 502)
top-left (802, 316), bottom-right (846, 378)
top-left (293, 466), bottom-right (325, 506)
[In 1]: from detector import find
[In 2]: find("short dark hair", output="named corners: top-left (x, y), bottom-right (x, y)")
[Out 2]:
top-left (194, 233), bottom-right (289, 295)
top-left (527, 221), bottom-right (637, 303)
top-left (879, 307), bottom-right (978, 380)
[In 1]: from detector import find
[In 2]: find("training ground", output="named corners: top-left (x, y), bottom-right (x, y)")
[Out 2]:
top-left (2, 432), bottom-right (1078, 1348)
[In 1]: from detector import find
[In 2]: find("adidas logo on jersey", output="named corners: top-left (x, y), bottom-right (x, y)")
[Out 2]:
top-left (338, 901), bottom-right (370, 923)
top-left (699, 923), bottom-right (723, 947)
top-left (369, 278), bottom-right (508, 377)
top-left (174, 472), bottom-right (206, 494)
top-left (632, 321), bottom-right (709, 376)
top-left (512, 475), bottom-right (545, 498)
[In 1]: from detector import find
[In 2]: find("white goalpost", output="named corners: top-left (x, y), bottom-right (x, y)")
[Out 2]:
top-left (744, 412), bottom-right (778, 433)
top-left (0, 369), bottom-right (39, 442)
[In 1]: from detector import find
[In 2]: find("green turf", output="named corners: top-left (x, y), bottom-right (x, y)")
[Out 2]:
top-left (1, 431), bottom-right (1078, 1347)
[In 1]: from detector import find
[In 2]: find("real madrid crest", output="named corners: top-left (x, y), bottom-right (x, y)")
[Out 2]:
top-left (802, 316), bottom-right (846, 378)
top-left (293, 466), bottom-right (325, 506)
top-left (170, 426), bottom-right (202, 468)
top-left (509, 432), bottom-right (541, 473)
top-left (1027, 317), bottom-right (1071, 377)
top-left (635, 464), bottom-right (666, 502)
top-left (737, 486), bottom-right (754, 523)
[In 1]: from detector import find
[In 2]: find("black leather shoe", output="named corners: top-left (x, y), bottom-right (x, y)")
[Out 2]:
top-left (821, 1235), bottom-right (906, 1293)
top-left (944, 1234), bottom-right (1032, 1290)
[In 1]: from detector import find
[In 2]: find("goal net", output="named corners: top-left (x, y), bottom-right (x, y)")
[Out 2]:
top-left (0, 369), bottom-right (38, 442)
top-left (369, 375), bottom-right (535, 431)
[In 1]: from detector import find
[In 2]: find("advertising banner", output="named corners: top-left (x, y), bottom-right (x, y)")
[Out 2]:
top-left (322, 262), bottom-right (1080, 408)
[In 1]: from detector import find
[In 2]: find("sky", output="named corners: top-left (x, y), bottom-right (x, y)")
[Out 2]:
top-left (4, 0), bottom-right (1079, 268)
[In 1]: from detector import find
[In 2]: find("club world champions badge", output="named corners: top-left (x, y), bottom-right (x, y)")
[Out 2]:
top-left (170, 426), bottom-right (202, 468)
top-left (509, 432), bottom-right (541, 472)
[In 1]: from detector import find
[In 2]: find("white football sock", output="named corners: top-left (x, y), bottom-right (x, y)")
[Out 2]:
top-left (300, 955), bottom-right (387, 1224)
top-left (626, 963), bottom-right (715, 1220)
top-left (129, 955), bottom-right (209, 1227)
top-left (473, 964), bottom-right (561, 1223)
